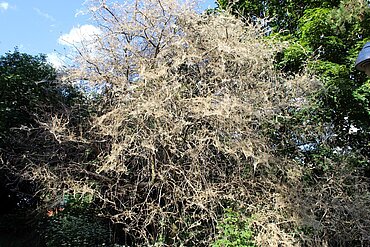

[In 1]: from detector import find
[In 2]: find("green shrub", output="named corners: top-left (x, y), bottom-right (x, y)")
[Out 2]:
top-left (212, 209), bottom-right (256, 247)
top-left (44, 211), bottom-right (111, 247)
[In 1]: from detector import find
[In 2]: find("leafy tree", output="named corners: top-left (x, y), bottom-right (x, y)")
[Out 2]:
top-left (0, 50), bottom-right (96, 245)
top-left (218, 0), bottom-right (370, 165)
top-left (0, 50), bottom-right (57, 136)
top-left (217, 0), bottom-right (341, 32)
top-left (218, 0), bottom-right (370, 245)
top-left (0, 50), bottom-right (58, 216)
top-left (0, 49), bottom-right (90, 151)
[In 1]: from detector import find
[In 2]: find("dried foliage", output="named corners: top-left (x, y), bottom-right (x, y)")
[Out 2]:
top-left (48, 1), bottom-right (313, 244)
top-left (5, 0), bottom-right (370, 246)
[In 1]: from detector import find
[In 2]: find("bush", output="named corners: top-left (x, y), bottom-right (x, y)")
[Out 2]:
top-left (212, 208), bottom-right (255, 247)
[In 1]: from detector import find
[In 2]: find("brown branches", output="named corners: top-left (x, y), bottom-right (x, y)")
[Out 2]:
top-left (56, 5), bottom-right (315, 245)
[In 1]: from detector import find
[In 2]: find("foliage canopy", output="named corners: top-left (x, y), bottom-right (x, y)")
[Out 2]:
top-left (0, 50), bottom-right (56, 135)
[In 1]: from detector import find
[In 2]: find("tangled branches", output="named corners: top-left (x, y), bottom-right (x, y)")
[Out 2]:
top-left (32, 2), bottom-right (313, 245)
top-left (7, 0), bottom-right (369, 246)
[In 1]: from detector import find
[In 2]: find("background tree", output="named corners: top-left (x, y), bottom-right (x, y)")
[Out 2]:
top-left (0, 49), bottom-right (58, 213)
top-left (0, 50), bottom-right (56, 137)
top-left (218, 0), bottom-right (370, 245)
top-left (0, 50), bottom-right (103, 246)
top-left (217, 0), bottom-right (370, 161)
top-left (217, 0), bottom-right (341, 32)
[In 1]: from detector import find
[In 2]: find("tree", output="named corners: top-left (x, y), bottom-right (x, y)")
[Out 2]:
top-left (218, 0), bottom-right (370, 245)
top-left (3, 1), bottom-right (369, 246)
top-left (13, 0), bottom-right (319, 245)
top-left (0, 50), bottom-right (57, 137)
top-left (0, 50), bottom-right (94, 245)
top-left (217, 0), bottom-right (341, 32)
top-left (0, 49), bottom-right (59, 214)
top-left (218, 0), bottom-right (370, 158)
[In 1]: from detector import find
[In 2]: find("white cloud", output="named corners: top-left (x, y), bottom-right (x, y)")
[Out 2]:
top-left (47, 52), bottom-right (67, 69)
top-left (0, 2), bottom-right (9, 11)
top-left (58, 25), bottom-right (102, 47)
top-left (34, 7), bottom-right (56, 22)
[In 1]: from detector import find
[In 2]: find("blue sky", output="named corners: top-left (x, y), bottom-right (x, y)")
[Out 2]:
top-left (0, 0), bottom-right (216, 67)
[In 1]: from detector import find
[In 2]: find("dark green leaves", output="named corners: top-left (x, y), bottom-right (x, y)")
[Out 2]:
top-left (0, 49), bottom-right (57, 134)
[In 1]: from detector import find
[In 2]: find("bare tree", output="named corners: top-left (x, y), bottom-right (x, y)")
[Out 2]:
top-left (18, 0), bottom-right (324, 246)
